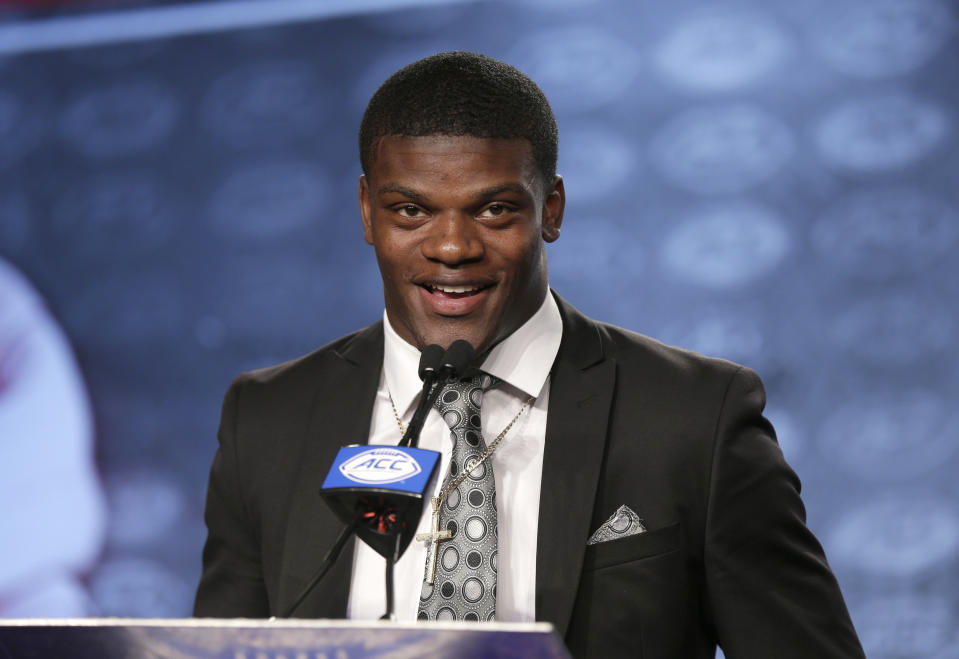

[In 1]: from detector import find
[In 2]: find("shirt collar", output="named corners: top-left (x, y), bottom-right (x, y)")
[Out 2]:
top-left (382, 292), bottom-right (563, 417)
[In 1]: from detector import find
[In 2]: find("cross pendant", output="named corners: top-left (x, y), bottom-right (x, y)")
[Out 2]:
top-left (415, 497), bottom-right (453, 584)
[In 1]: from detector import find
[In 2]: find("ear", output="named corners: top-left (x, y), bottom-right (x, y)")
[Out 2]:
top-left (541, 175), bottom-right (565, 243)
top-left (359, 175), bottom-right (374, 245)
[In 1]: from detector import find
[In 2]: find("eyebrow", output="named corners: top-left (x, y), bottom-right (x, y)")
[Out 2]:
top-left (376, 182), bottom-right (531, 202)
top-left (377, 183), bottom-right (425, 201)
top-left (474, 183), bottom-right (530, 199)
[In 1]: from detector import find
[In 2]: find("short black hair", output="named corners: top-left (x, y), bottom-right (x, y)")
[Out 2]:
top-left (359, 51), bottom-right (558, 185)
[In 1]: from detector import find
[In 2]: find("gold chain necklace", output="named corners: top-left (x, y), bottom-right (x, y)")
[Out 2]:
top-left (392, 382), bottom-right (533, 584)
top-left (388, 388), bottom-right (534, 504)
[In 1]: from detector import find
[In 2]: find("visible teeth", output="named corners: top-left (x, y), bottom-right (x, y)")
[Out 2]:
top-left (432, 284), bottom-right (481, 294)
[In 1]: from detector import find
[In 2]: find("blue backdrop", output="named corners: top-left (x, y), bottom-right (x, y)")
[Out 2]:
top-left (0, 1), bottom-right (957, 656)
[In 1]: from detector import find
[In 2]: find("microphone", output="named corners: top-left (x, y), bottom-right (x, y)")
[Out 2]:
top-left (439, 339), bottom-right (475, 379)
top-left (418, 343), bottom-right (445, 382)
top-left (328, 341), bottom-right (474, 560)
top-left (319, 444), bottom-right (441, 560)
top-left (401, 340), bottom-right (475, 448)
top-left (281, 443), bottom-right (441, 619)
top-left (282, 340), bottom-right (476, 619)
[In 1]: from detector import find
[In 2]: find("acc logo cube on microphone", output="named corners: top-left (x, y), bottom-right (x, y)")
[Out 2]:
top-left (341, 447), bottom-right (421, 484)
top-left (322, 445), bottom-right (440, 493)
top-left (320, 445), bottom-right (441, 560)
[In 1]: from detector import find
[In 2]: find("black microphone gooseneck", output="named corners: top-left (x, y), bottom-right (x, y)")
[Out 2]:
top-left (400, 340), bottom-right (475, 448)
top-left (279, 517), bottom-right (359, 619)
top-left (398, 344), bottom-right (444, 448)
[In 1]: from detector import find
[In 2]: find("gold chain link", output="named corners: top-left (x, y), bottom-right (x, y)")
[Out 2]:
top-left (389, 388), bottom-right (534, 505)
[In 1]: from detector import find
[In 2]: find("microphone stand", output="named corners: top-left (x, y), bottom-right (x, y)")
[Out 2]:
top-left (280, 341), bottom-right (476, 620)
top-left (380, 533), bottom-right (402, 621)
top-left (279, 517), bottom-right (359, 618)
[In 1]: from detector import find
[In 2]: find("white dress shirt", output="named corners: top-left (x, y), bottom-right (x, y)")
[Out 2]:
top-left (347, 292), bottom-right (563, 622)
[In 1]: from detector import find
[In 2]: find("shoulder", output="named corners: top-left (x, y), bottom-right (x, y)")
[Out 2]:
top-left (601, 321), bottom-right (752, 388)
top-left (215, 320), bottom-right (384, 475)
top-left (602, 321), bottom-right (764, 431)
top-left (555, 293), bottom-right (755, 401)
top-left (231, 321), bottom-right (383, 391)
top-left (222, 321), bottom-right (384, 420)
top-left (553, 294), bottom-right (768, 466)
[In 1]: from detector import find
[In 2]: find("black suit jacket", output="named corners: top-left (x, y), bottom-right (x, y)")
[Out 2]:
top-left (195, 294), bottom-right (864, 658)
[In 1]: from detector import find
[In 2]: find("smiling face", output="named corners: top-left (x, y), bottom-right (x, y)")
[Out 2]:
top-left (360, 135), bottom-right (564, 354)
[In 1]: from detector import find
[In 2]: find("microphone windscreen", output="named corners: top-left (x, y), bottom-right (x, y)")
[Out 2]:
top-left (442, 339), bottom-right (475, 377)
top-left (417, 344), bottom-right (445, 381)
top-left (321, 445), bottom-right (441, 560)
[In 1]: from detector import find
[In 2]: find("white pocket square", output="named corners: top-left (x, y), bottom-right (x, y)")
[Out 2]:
top-left (587, 504), bottom-right (646, 545)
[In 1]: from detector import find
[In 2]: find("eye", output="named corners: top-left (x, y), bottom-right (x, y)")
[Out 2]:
top-left (396, 204), bottom-right (423, 218)
top-left (478, 203), bottom-right (509, 219)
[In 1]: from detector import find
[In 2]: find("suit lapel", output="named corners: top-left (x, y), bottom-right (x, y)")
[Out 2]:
top-left (536, 294), bottom-right (615, 636)
top-left (277, 322), bottom-right (384, 617)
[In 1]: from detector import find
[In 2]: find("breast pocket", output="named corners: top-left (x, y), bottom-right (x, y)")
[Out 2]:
top-left (582, 521), bottom-right (681, 571)
top-left (569, 522), bottom-right (688, 657)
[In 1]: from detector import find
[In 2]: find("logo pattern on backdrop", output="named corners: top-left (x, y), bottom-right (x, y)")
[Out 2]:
top-left (812, 0), bottom-right (956, 78)
top-left (507, 27), bottom-right (641, 113)
top-left (815, 93), bottom-right (950, 171)
top-left (59, 79), bottom-right (180, 158)
top-left (650, 105), bottom-right (794, 194)
top-left (830, 497), bottom-right (959, 578)
top-left (661, 202), bottom-right (790, 288)
top-left (654, 12), bottom-right (787, 91)
top-left (812, 188), bottom-right (959, 279)
top-left (51, 173), bottom-right (176, 255)
top-left (201, 60), bottom-right (326, 149)
top-left (207, 159), bottom-right (331, 241)
top-left (828, 293), bottom-right (953, 365)
top-left (820, 391), bottom-right (959, 480)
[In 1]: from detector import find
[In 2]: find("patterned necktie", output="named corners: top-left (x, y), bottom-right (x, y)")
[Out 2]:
top-left (417, 373), bottom-right (498, 622)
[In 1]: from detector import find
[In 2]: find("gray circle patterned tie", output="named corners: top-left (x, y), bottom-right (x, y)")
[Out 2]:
top-left (417, 373), bottom-right (498, 622)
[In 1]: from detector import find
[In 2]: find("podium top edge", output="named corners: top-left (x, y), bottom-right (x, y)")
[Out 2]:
top-left (0, 618), bottom-right (557, 633)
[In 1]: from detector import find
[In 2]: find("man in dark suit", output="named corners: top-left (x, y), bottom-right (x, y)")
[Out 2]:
top-left (195, 51), bottom-right (865, 658)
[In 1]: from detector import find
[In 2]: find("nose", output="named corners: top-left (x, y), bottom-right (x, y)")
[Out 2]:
top-left (420, 212), bottom-right (484, 265)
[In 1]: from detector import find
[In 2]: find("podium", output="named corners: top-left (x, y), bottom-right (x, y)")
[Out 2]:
top-left (0, 618), bottom-right (572, 658)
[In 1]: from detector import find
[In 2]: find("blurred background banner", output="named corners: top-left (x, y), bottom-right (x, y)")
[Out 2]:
top-left (1, 0), bottom-right (957, 656)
